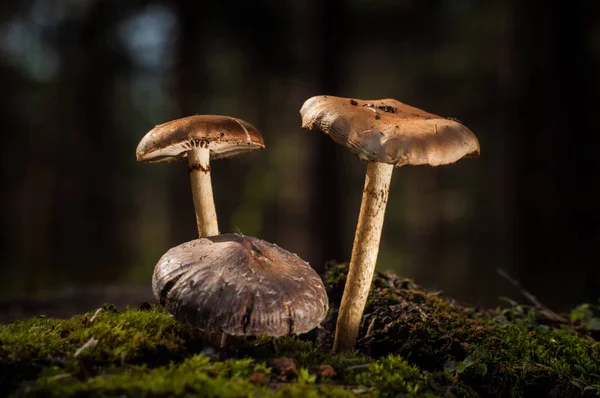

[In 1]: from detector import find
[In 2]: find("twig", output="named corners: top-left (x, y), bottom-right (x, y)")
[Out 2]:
top-left (46, 373), bottom-right (74, 382)
top-left (89, 308), bottom-right (103, 322)
top-left (74, 337), bottom-right (98, 358)
top-left (365, 317), bottom-right (376, 338)
top-left (496, 268), bottom-right (568, 323)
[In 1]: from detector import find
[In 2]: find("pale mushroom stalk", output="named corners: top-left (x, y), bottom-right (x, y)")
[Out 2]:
top-left (187, 143), bottom-right (219, 237)
top-left (300, 95), bottom-right (480, 353)
top-left (333, 162), bottom-right (393, 352)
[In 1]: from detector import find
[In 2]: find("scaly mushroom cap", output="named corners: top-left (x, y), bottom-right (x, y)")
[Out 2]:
top-left (152, 234), bottom-right (329, 337)
top-left (300, 95), bottom-right (480, 166)
top-left (136, 115), bottom-right (265, 163)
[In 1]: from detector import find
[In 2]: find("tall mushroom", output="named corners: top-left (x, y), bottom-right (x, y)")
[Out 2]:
top-left (136, 115), bottom-right (265, 237)
top-left (300, 95), bottom-right (480, 352)
top-left (153, 234), bottom-right (329, 338)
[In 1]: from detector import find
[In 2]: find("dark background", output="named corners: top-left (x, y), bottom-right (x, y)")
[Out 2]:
top-left (1, 0), bottom-right (599, 319)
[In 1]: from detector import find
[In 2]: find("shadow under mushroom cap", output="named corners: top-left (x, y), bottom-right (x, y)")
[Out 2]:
top-left (300, 95), bottom-right (480, 167)
top-left (152, 234), bottom-right (329, 337)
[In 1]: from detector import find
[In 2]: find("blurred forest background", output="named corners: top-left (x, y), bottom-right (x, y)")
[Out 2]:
top-left (1, 0), bottom-right (599, 319)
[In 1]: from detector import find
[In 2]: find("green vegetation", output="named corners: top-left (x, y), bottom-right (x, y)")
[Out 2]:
top-left (1, 265), bottom-right (599, 397)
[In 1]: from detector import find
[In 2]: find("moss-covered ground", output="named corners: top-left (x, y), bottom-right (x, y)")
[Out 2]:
top-left (1, 264), bottom-right (599, 397)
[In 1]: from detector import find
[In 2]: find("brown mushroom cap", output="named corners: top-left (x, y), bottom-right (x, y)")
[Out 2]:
top-left (300, 95), bottom-right (480, 167)
top-left (136, 115), bottom-right (265, 163)
top-left (152, 234), bottom-right (329, 337)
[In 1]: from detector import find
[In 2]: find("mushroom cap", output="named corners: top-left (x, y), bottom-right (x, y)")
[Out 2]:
top-left (136, 115), bottom-right (265, 163)
top-left (152, 234), bottom-right (329, 337)
top-left (300, 95), bottom-right (480, 167)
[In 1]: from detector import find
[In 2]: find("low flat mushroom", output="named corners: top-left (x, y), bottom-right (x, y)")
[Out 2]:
top-left (152, 234), bottom-right (329, 339)
top-left (136, 115), bottom-right (265, 237)
top-left (300, 95), bottom-right (480, 352)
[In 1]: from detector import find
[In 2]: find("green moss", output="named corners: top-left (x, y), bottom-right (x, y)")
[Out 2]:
top-left (19, 355), bottom-right (351, 398)
top-left (1, 305), bottom-right (203, 362)
top-left (0, 304), bottom-right (206, 395)
top-left (333, 264), bottom-right (600, 397)
top-left (1, 264), bottom-right (599, 397)
top-left (15, 353), bottom-right (452, 398)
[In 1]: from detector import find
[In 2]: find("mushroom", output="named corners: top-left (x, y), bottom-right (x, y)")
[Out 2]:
top-left (300, 95), bottom-right (480, 352)
top-left (152, 234), bottom-right (329, 338)
top-left (136, 115), bottom-right (265, 237)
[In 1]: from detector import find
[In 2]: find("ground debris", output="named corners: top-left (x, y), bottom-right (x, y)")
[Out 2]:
top-left (310, 364), bottom-right (336, 379)
top-left (268, 357), bottom-right (297, 380)
top-left (248, 372), bottom-right (270, 385)
top-left (73, 337), bottom-right (98, 358)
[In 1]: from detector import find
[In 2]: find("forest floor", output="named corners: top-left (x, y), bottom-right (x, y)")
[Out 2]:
top-left (1, 264), bottom-right (599, 397)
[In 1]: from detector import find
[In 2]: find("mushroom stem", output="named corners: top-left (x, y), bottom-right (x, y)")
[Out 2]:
top-left (333, 161), bottom-right (394, 353)
top-left (188, 145), bottom-right (219, 237)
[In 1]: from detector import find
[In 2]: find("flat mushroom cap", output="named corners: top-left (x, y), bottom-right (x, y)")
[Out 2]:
top-left (136, 115), bottom-right (265, 163)
top-left (300, 95), bottom-right (480, 167)
top-left (152, 234), bottom-right (329, 337)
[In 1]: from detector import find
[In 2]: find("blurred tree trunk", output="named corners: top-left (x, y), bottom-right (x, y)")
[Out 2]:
top-left (251, 0), bottom-right (347, 271)
top-left (0, 4), bottom-right (64, 291)
top-left (0, 64), bottom-right (22, 290)
top-left (51, 0), bottom-right (129, 284)
top-left (511, 0), bottom-right (598, 309)
top-left (0, 0), bottom-right (21, 289)
top-left (309, 0), bottom-right (346, 271)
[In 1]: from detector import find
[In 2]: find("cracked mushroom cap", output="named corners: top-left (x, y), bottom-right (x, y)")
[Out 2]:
top-left (152, 234), bottom-right (329, 337)
top-left (136, 115), bottom-right (265, 163)
top-left (300, 95), bottom-right (480, 167)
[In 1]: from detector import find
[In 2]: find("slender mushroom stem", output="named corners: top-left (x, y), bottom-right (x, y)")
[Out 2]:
top-left (333, 161), bottom-right (394, 353)
top-left (188, 144), bottom-right (219, 237)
